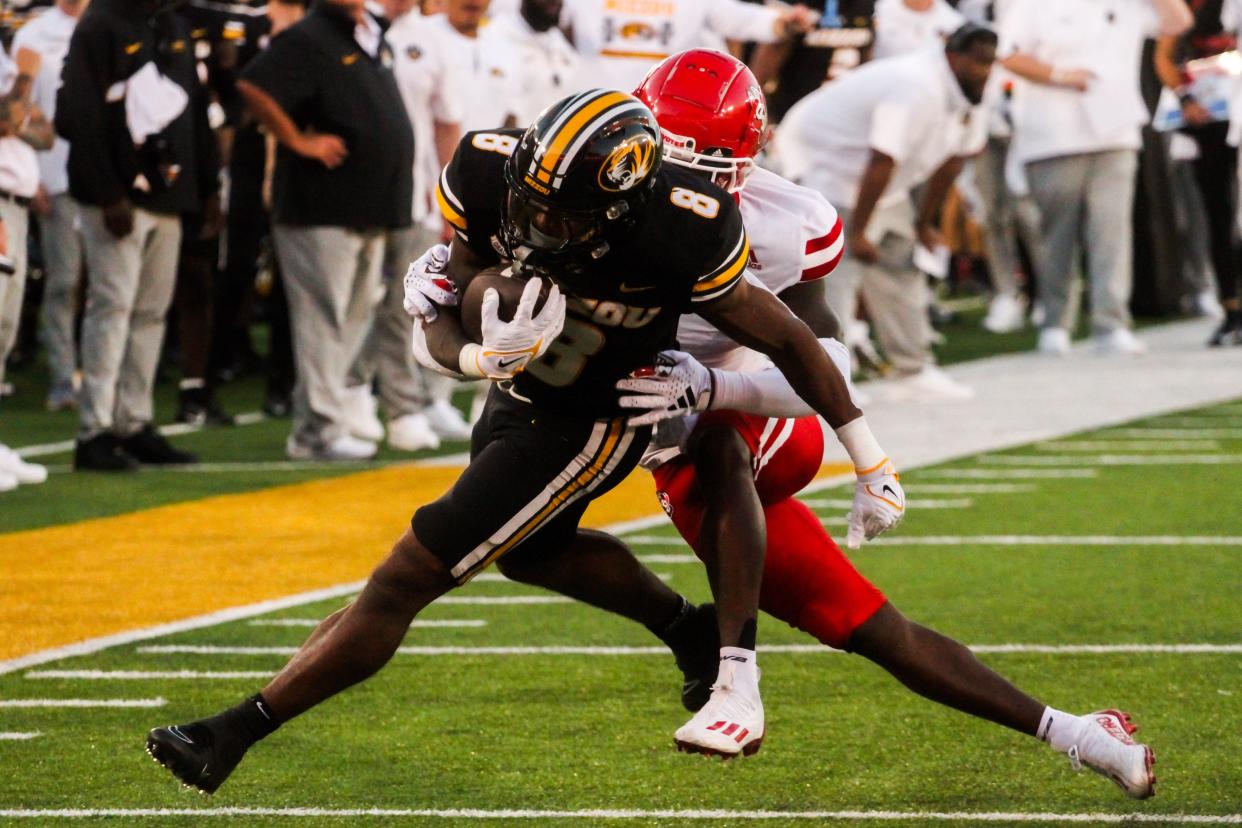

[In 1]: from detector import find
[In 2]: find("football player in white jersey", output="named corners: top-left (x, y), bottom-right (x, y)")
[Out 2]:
top-left (612, 49), bottom-right (1157, 795)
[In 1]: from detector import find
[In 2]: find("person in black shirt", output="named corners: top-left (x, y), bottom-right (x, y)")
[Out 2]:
top-left (57, 0), bottom-right (211, 470)
top-left (237, 0), bottom-right (414, 460)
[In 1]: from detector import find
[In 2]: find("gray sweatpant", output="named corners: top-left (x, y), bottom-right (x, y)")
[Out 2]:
top-left (348, 224), bottom-right (457, 419)
top-left (274, 224), bottom-right (384, 446)
top-left (828, 203), bottom-right (933, 376)
top-left (973, 135), bottom-right (1045, 298)
top-left (0, 196), bottom-right (30, 387)
top-left (38, 193), bottom-right (84, 393)
top-left (1025, 149), bottom-right (1138, 334)
top-left (77, 204), bottom-right (181, 437)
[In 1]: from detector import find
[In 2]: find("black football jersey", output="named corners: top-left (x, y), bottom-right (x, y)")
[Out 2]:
top-left (437, 129), bottom-right (749, 418)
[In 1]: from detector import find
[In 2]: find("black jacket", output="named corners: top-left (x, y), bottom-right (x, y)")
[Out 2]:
top-left (56, 0), bottom-right (215, 214)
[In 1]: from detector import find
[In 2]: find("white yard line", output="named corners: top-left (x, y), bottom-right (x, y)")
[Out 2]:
top-left (0, 808), bottom-right (1237, 823)
top-left (25, 671), bottom-right (271, 680)
top-left (1110, 428), bottom-right (1242, 439)
top-left (0, 697), bottom-right (166, 708)
top-left (868, 535), bottom-right (1242, 546)
top-left (1036, 440), bottom-right (1219, 451)
top-left (134, 643), bottom-right (1242, 656)
top-left (435, 596), bottom-right (573, 605)
top-left (900, 483), bottom-right (1036, 494)
top-left (916, 468), bottom-right (1099, 479)
top-left (636, 554), bottom-right (698, 564)
top-left (249, 619), bottom-right (486, 628)
top-left (981, 454), bottom-right (1242, 466)
top-left (1148, 417), bottom-right (1242, 428)
top-left (803, 498), bottom-right (973, 509)
top-left (0, 732), bottom-right (41, 740)
top-left (14, 412), bottom-right (267, 459)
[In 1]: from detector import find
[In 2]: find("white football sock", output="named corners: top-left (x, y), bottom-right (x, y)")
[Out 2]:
top-left (1038, 706), bottom-right (1085, 752)
top-left (717, 647), bottom-right (760, 696)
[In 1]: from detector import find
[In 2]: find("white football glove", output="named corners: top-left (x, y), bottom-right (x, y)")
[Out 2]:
top-left (846, 459), bottom-right (906, 549)
top-left (467, 277), bottom-right (566, 380)
top-left (615, 350), bottom-right (714, 426)
top-left (403, 243), bottom-right (458, 323)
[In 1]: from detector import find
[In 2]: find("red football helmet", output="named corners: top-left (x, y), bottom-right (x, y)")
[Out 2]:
top-left (634, 49), bottom-right (768, 193)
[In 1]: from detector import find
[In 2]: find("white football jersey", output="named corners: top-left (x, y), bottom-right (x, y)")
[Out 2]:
top-left (481, 14), bottom-right (580, 126)
top-left (561, 0), bottom-right (780, 95)
top-left (674, 166), bottom-right (844, 372)
top-left (424, 14), bottom-right (521, 134)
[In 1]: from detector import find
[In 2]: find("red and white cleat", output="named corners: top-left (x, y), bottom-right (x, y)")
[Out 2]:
top-left (1069, 709), bottom-right (1156, 799)
top-left (673, 655), bottom-right (764, 759)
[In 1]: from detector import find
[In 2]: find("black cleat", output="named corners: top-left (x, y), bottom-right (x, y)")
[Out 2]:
top-left (176, 387), bottom-right (237, 427)
top-left (74, 433), bottom-right (139, 472)
top-left (667, 603), bottom-right (720, 712)
top-left (123, 426), bottom-right (199, 465)
top-left (1208, 317), bottom-right (1242, 347)
top-left (146, 722), bottom-right (248, 794)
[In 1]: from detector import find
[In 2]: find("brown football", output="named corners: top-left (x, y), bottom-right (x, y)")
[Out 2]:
top-left (460, 264), bottom-right (550, 343)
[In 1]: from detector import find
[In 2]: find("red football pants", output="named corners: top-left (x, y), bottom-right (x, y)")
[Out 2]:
top-left (652, 410), bottom-right (887, 650)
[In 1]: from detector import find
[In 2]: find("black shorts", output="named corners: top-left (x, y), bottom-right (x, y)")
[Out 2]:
top-left (412, 386), bottom-right (650, 584)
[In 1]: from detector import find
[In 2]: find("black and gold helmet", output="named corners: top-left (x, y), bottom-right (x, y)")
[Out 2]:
top-left (502, 89), bottom-right (663, 275)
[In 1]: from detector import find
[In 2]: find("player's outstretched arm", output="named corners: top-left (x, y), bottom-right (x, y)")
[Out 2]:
top-left (697, 279), bottom-right (905, 546)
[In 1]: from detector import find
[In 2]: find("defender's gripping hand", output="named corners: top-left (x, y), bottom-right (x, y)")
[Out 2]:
top-left (847, 458), bottom-right (906, 549)
top-left (403, 244), bottom-right (458, 323)
top-left (465, 277), bottom-right (566, 380)
top-left (616, 350), bottom-right (714, 426)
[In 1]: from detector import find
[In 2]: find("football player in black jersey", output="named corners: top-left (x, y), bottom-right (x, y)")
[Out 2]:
top-left (144, 90), bottom-right (865, 790)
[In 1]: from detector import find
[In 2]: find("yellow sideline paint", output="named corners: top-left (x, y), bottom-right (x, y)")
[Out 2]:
top-left (0, 461), bottom-right (851, 661)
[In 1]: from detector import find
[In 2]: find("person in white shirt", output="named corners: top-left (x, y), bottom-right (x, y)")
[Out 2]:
top-left (0, 48), bottom-right (53, 489)
top-left (11, 0), bottom-right (87, 412)
top-left (341, 0), bottom-right (473, 450)
top-left (560, 0), bottom-right (818, 95)
top-left (775, 24), bottom-right (993, 401)
top-left (872, 0), bottom-right (964, 59)
top-left (482, 0), bottom-right (579, 126)
top-left (426, 0), bottom-right (521, 132)
top-left (1000, 0), bottom-right (1191, 356)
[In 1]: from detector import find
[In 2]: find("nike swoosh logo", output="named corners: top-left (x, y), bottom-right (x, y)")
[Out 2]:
top-left (882, 484), bottom-right (898, 500)
top-left (168, 726), bottom-right (195, 745)
top-left (619, 283), bottom-right (655, 293)
top-left (497, 357), bottom-right (524, 369)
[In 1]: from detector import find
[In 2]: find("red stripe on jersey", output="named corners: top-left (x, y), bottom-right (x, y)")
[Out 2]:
top-left (804, 218), bottom-right (843, 255)
top-left (801, 246), bottom-right (845, 282)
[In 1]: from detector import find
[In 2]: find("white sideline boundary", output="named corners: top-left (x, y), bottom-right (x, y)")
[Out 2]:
top-left (0, 732), bottom-right (41, 740)
top-left (868, 535), bottom-right (1242, 547)
top-left (26, 670), bottom-right (273, 680)
top-left (248, 619), bottom-right (486, 628)
top-left (982, 454), bottom-right (1242, 466)
top-left (135, 643), bottom-right (1242, 656)
top-left (0, 807), bottom-right (1238, 822)
top-left (1112, 428), bottom-right (1242, 438)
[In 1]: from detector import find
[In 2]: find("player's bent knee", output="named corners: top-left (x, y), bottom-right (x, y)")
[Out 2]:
top-left (366, 528), bottom-right (456, 610)
top-left (688, 426), bottom-right (754, 480)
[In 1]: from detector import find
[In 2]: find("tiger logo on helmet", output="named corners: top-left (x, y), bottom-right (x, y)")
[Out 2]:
top-left (599, 137), bottom-right (658, 192)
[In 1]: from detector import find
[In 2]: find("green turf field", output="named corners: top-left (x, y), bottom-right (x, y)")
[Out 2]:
top-left (1, 402), bottom-right (1239, 825)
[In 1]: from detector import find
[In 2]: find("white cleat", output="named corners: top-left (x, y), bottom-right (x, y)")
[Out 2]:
top-left (674, 657), bottom-right (764, 759)
top-left (1068, 709), bottom-right (1156, 799)
top-left (343, 385), bottom-right (385, 442)
top-left (387, 413), bottom-right (441, 452)
top-left (1094, 329), bottom-right (1147, 356)
top-left (0, 445), bottom-right (47, 485)
top-left (425, 399), bottom-right (474, 441)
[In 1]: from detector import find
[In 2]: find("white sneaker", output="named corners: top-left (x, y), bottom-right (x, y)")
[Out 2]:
top-left (1095, 328), bottom-right (1146, 356)
top-left (1038, 327), bottom-right (1072, 356)
top-left (1191, 288), bottom-right (1225, 319)
top-left (891, 366), bottom-right (974, 401)
top-left (0, 470), bottom-right (17, 492)
top-left (0, 445), bottom-right (48, 485)
top-left (386, 413), bottom-right (441, 452)
top-left (674, 654), bottom-right (764, 759)
top-left (286, 434), bottom-right (377, 461)
top-left (342, 385), bottom-right (385, 442)
top-left (425, 398), bottom-right (473, 441)
top-left (1068, 710), bottom-right (1156, 799)
top-left (1029, 302), bottom-right (1046, 327)
top-left (983, 293), bottom-right (1027, 334)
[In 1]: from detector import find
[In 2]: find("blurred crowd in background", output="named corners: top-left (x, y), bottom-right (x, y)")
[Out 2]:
top-left (0, 0), bottom-right (1238, 487)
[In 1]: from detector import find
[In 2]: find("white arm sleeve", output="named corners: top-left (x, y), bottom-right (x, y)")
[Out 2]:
top-left (708, 0), bottom-right (782, 44)
top-left (709, 337), bottom-right (857, 418)
top-left (411, 319), bottom-right (469, 380)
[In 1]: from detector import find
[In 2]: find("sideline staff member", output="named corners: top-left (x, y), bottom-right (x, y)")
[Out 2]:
top-left (238, 0), bottom-right (414, 461)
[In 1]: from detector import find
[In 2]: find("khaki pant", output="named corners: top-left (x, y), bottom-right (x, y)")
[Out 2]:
top-left (274, 224), bottom-right (384, 446)
top-left (38, 193), bottom-right (85, 393)
top-left (77, 204), bottom-right (181, 437)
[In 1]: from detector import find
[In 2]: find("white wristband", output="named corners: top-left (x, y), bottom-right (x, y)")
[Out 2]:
top-left (835, 416), bottom-right (887, 474)
top-left (458, 343), bottom-right (486, 379)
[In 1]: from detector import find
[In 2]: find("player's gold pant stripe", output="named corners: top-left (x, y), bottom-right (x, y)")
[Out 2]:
top-left (461, 419), bottom-right (628, 582)
top-left (537, 91), bottom-right (632, 182)
top-left (436, 182), bottom-right (466, 230)
top-left (694, 238), bottom-right (750, 294)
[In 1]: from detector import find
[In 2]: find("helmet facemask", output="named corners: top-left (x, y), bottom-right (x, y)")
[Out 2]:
top-left (661, 130), bottom-right (756, 194)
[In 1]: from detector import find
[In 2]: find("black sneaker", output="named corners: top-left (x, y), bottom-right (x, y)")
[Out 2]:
top-left (1208, 317), bottom-right (1242, 347)
top-left (666, 603), bottom-right (720, 712)
top-left (122, 426), bottom-right (199, 465)
top-left (262, 389), bottom-right (291, 418)
top-left (74, 433), bottom-right (139, 472)
top-left (176, 387), bottom-right (237, 427)
top-left (146, 722), bottom-right (249, 794)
